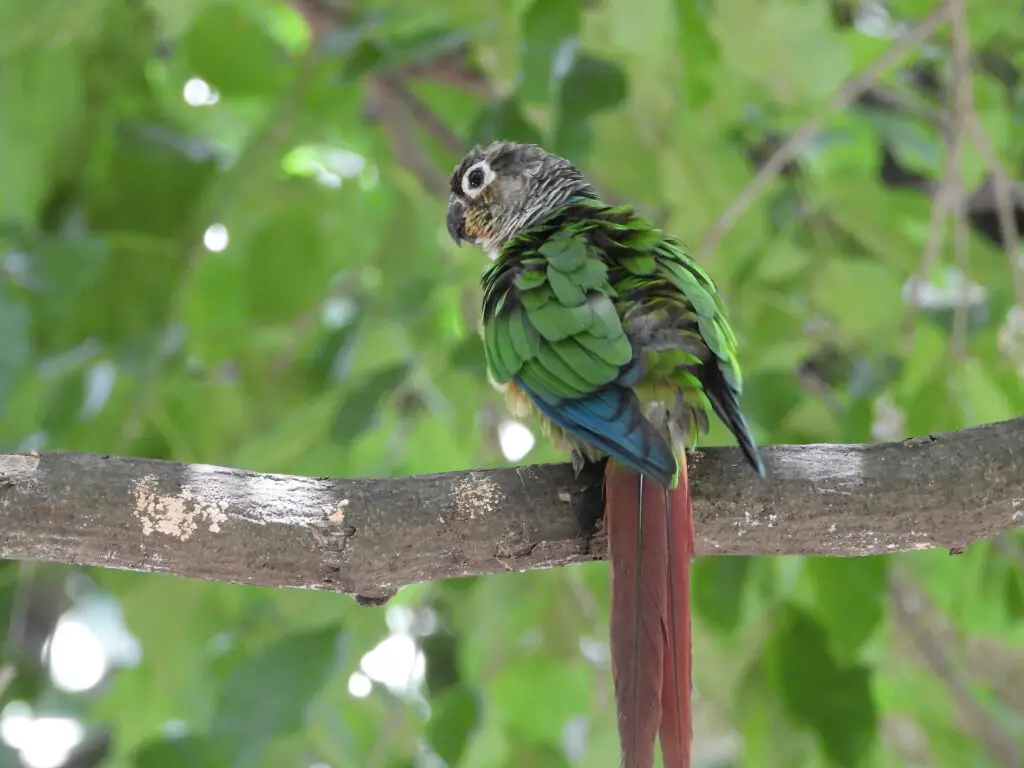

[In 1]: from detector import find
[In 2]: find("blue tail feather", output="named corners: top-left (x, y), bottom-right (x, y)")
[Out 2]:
top-left (517, 379), bottom-right (676, 487)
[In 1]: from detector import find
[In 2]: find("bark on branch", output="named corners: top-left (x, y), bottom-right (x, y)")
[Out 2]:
top-left (1, 418), bottom-right (1022, 601)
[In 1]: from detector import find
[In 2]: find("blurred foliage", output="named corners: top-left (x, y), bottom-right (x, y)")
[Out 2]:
top-left (1, 0), bottom-right (1024, 766)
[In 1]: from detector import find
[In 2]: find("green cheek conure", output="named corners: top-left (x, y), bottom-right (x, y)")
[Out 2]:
top-left (446, 142), bottom-right (766, 768)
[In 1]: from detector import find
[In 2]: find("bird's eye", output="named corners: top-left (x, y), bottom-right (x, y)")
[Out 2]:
top-left (467, 167), bottom-right (485, 190)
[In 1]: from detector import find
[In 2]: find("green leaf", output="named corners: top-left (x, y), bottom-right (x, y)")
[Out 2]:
top-left (422, 626), bottom-right (461, 694)
top-left (134, 735), bottom-right (221, 768)
top-left (180, 4), bottom-right (289, 98)
top-left (858, 109), bottom-right (942, 179)
top-left (39, 369), bottom-right (89, 434)
top-left (1004, 544), bottom-right (1024, 618)
top-left (0, 43), bottom-right (84, 225)
top-left (953, 357), bottom-right (1015, 426)
top-left (209, 625), bottom-right (343, 767)
top-left (814, 177), bottom-right (925, 272)
top-left (736, 651), bottom-right (814, 767)
top-left (0, 0), bottom-right (107, 56)
top-left (451, 336), bottom-right (487, 379)
top-left (426, 687), bottom-right (480, 766)
top-left (767, 605), bottom-right (877, 767)
top-left (245, 200), bottom-right (331, 324)
top-left (519, 0), bottom-right (581, 105)
top-left (813, 258), bottom-right (905, 344)
top-left (331, 363), bottom-right (412, 446)
top-left (471, 97), bottom-right (544, 147)
top-left (183, 250), bottom-right (248, 363)
top-left (145, 0), bottom-right (208, 38)
top-left (507, 743), bottom-right (572, 767)
top-left (230, 390), bottom-right (339, 472)
top-left (339, 39), bottom-right (387, 79)
top-left (92, 577), bottom-right (247, 764)
top-left (0, 299), bottom-right (31, 409)
top-left (692, 556), bottom-right (752, 633)
top-left (805, 556), bottom-right (887, 661)
top-left (487, 657), bottom-right (591, 744)
top-left (553, 55), bottom-right (628, 159)
top-left (897, 319), bottom-right (946, 402)
top-left (673, 0), bottom-right (719, 108)
top-left (710, 0), bottom-right (850, 107)
top-left (87, 123), bottom-right (219, 238)
top-left (660, 111), bottom-right (769, 266)
top-left (908, 546), bottom-right (1022, 635)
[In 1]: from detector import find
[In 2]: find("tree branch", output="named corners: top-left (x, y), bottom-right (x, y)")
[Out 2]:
top-left (1, 418), bottom-right (1023, 601)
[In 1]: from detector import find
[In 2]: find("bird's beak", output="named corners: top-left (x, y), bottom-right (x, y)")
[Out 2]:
top-left (446, 197), bottom-right (467, 247)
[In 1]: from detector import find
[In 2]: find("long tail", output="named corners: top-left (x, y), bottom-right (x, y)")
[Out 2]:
top-left (605, 457), bottom-right (693, 768)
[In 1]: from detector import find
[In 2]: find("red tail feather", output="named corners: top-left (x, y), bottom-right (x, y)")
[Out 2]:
top-left (605, 458), bottom-right (693, 768)
top-left (659, 456), bottom-right (693, 767)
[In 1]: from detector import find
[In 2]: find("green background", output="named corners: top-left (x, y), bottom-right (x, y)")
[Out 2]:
top-left (1, 0), bottom-right (1023, 766)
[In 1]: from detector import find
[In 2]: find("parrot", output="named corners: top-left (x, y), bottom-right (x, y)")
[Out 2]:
top-left (446, 141), bottom-right (766, 768)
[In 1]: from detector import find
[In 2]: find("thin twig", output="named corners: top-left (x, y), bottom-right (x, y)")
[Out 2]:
top-left (366, 77), bottom-right (449, 195)
top-left (698, 6), bottom-right (949, 263)
top-left (860, 86), bottom-right (950, 131)
top-left (903, 136), bottom-right (960, 351)
top-left (400, 51), bottom-right (491, 99)
top-left (376, 73), bottom-right (467, 156)
top-left (290, 0), bottom-right (341, 41)
top-left (889, 569), bottom-right (1023, 767)
top-left (902, 1), bottom-right (971, 356)
top-left (0, 665), bottom-right (15, 699)
top-left (968, 120), bottom-right (1024, 306)
top-left (947, 0), bottom-right (972, 361)
top-left (950, 190), bottom-right (970, 359)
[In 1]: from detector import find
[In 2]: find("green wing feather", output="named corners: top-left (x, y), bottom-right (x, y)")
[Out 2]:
top-left (480, 222), bottom-right (631, 409)
top-left (479, 196), bottom-right (754, 466)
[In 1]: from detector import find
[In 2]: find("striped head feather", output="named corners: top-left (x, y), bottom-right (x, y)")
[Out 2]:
top-left (445, 142), bottom-right (596, 257)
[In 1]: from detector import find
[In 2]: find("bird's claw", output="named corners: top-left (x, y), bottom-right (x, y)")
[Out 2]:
top-left (570, 449), bottom-right (587, 478)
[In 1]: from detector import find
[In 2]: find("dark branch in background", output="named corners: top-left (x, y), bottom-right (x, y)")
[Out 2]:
top-left (290, 0), bottom-right (473, 195)
top-left (296, 0), bottom-right (1024, 265)
top-left (375, 73), bottom-right (467, 157)
top-left (1, 419), bottom-right (1022, 602)
top-left (398, 51), bottom-right (491, 99)
top-left (364, 77), bottom-right (451, 196)
top-left (698, 5), bottom-right (949, 263)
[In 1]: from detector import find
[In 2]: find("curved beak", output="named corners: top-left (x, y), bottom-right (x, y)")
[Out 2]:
top-left (446, 197), bottom-right (467, 246)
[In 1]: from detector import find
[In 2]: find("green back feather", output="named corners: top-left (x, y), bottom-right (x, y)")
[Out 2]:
top-left (480, 196), bottom-right (749, 457)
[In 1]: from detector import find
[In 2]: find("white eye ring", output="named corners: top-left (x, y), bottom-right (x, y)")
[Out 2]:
top-left (462, 161), bottom-right (495, 198)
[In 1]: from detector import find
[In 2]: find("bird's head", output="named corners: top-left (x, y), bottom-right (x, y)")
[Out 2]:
top-left (446, 142), bottom-right (594, 255)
